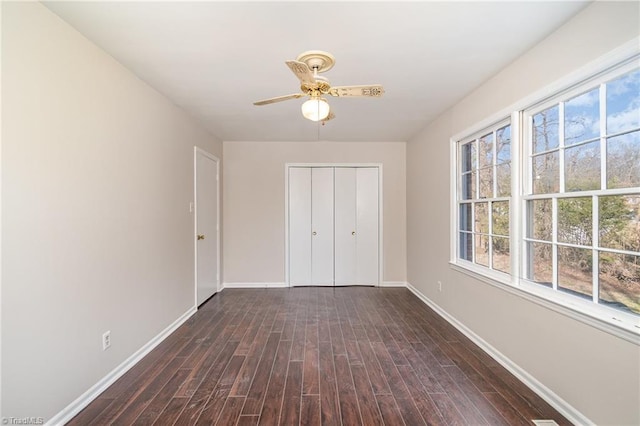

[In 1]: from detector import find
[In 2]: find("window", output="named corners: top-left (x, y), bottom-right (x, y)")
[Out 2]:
top-left (524, 67), bottom-right (640, 317)
top-left (452, 57), bottom-right (640, 335)
top-left (457, 121), bottom-right (512, 275)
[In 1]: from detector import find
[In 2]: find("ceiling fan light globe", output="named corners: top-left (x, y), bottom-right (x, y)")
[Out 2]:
top-left (301, 98), bottom-right (330, 121)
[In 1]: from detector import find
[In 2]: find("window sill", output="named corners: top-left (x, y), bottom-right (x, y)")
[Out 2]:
top-left (449, 261), bottom-right (640, 345)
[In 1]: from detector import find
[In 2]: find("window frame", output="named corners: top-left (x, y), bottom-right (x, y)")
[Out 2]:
top-left (449, 40), bottom-right (640, 343)
top-left (455, 118), bottom-right (514, 281)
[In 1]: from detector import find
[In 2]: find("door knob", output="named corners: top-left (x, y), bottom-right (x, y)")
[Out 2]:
top-left (352, 231), bottom-right (356, 235)
top-left (312, 231), bottom-right (317, 236)
top-left (197, 234), bottom-right (205, 240)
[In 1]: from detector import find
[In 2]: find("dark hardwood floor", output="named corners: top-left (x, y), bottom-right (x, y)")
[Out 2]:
top-left (68, 287), bottom-right (570, 425)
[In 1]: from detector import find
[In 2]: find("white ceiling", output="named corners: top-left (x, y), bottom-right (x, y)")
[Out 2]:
top-left (44, 1), bottom-right (590, 142)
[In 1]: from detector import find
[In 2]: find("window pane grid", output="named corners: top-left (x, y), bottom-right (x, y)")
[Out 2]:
top-left (531, 147), bottom-right (560, 157)
top-left (600, 84), bottom-right (608, 192)
top-left (524, 187), bottom-right (640, 200)
top-left (524, 237), bottom-right (554, 244)
top-left (524, 67), bottom-right (640, 316)
top-left (592, 196), bottom-right (600, 303)
top-left (552, 198), bottom-right (558, 291)
top-left (559, 101), bottom-right (566, 193)
top-left (454, 64), bottom-right (639, 326)
top-left (457, 121), bottom-right (512, 274)
top-left (597, 246), bottom-right (640, 257)
top-left (524, 237), bottom-right (640, 254)
top-left (605, 127), bottom-right (640, 140)
top-left (563, 137), bottom-right (606, 149)
top-left (555, 241), bottom-right (596, 250)
top-left (563, 136), bottom-right (603, 149)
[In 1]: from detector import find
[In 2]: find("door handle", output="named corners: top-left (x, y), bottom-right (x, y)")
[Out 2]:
top-left (312, 231), bottom-right (317, 236)
top-left (197, 234), bottom-right (205, 240)
top-left (352, 231), bottom-right (356, 235)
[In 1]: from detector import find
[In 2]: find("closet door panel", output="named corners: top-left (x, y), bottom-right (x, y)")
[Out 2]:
top-left (334, 168), bottom-right (357, 285)
top-left (356, 168), bottom-right (379, 285)
top-left (289, 167), bottom-right (312, 286)
top-left (311, 168), bottom-right (334, 285)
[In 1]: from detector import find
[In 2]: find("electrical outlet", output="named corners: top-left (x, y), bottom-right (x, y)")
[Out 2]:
top-left (438, 281), bottom-right (442, 292)
top-left (102, 331), bottom-right (111, 350)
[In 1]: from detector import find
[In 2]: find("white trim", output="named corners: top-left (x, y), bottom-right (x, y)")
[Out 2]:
top-left (558, 101), bottom-right (566, 193)
top-left (284, 163), bottom-right (384, 287)
top-left (511, 111), bottom-right (522, 285)
top-left (0, 2), bottom-right (4, 419)
top-left (378, 166), bottom-right (384, 288)
top-left (405, 282), bottom-right (594, 426)
top-left (380, 281), bottom-right (407, 287)
top-left (193, 148), bottom-right (198, 307)
top-left (47, 307), bottom-right (196, 426)
top-left (287, 163), bottom-right (383, 168)
top-left (222, 281), bottom-right (406, 289)
top-left (222, 282), bottom-right (288, 289)
top-left (194, 147), bottom-right (221, 307)
top-left (450, 138), bottom-right (457, 263)
top-left (284, 165), bottom-right (290, 287)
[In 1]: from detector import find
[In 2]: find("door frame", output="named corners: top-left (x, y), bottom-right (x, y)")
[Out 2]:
top-left (284, 163), bottom-right (383, 287)
top-left (194, 147), bottom-right (220, 307)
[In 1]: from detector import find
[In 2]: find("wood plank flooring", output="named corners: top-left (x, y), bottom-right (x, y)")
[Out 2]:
top-left (68, 287), bottom-right (570, 425)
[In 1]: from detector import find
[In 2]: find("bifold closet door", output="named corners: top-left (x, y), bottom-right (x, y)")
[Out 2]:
top-left (355, 167), bottom-right (379, 285)
top-left (334, 168), bottom-right (357, 285)
top-left (289, 167), bottom-right (312, 285)
top-left (335, 167), bottom-right (379, 286)
top-left (310, 168), bottom-right (334, 285)
top-left (289, 166), bottom-right (377, 287)
top-left (289, 167), bottom-right (334, 286)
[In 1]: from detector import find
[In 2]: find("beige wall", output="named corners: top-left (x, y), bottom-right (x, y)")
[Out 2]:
top-left (407, 2), bottom-right (640, 425)
top-left (1, 2), bottom-right (221, 420)
top-left (223, 141), bottom-right (406, 284)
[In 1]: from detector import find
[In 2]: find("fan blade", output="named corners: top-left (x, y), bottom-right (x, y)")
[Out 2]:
top-left (285, 60), bottom-right (316, 86)
top-left (329, 85), bottom-right (385, 97)
top-left (253, 93), bottom-right (305, 106)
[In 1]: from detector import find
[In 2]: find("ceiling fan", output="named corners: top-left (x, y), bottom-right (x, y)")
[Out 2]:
top-left (253, 50), bottom-right (385, 122)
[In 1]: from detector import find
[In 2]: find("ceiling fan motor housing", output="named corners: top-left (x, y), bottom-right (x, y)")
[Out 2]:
top-left (301, 77), bottom-right (331, 95)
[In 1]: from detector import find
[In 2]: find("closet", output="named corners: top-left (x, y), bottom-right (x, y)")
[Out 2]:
top-left (288, 166), bottom-right (379, 286)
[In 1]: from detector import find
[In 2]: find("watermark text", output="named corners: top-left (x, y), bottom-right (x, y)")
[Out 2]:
top-left (2, 418), bottom-right (45, 425)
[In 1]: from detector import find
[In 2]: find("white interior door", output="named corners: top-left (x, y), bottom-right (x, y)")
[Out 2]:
top-left (311, 168), bottom-right (334, 285)
top-left (195, 148), bottom-right (219, 306)
top-left (356, 168), bottom-right (379, 285)
top-left (289, 167), bottom-right (312, 286)
top-left (334, 168), bottom-right (357, 285)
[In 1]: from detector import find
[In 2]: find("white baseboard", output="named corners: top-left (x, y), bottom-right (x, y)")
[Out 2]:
top-left (405, 282), bottom-right (593, 426)
top-left (223, 282), bottom-right (288, 289)
top-left (380, 281), bottom-right (408, 287)
top-left (222, 282), bottom-right (408, 288)
top-left (47, 307), bottom-right (197, 426)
